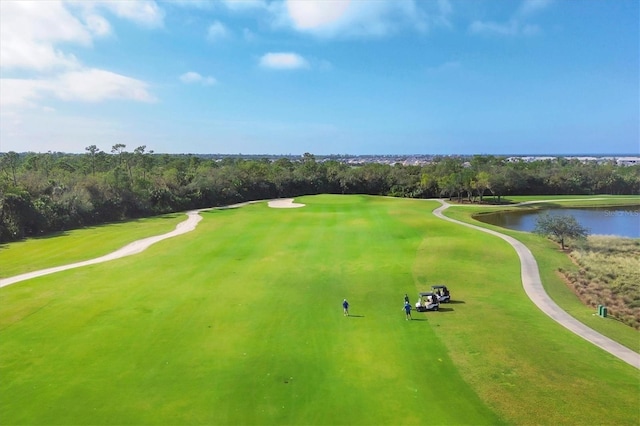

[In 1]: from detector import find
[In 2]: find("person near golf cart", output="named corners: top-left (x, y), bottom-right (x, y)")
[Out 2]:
top-left (403, 301), bottom-right (412, 320)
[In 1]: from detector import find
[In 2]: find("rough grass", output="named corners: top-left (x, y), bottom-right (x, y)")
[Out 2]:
top-left (1, 195), bottom-right (638, 425)
top-left (563, 236), bottom-right (640, 329)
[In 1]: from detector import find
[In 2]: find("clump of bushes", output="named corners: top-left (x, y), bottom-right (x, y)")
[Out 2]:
top-left (561, 235), bottom-right (640, 329)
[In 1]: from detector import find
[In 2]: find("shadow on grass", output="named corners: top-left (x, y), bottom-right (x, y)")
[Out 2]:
top-left (348, 314), bottom-right (365, 318)
top-left (409, 318), bottom-right (428, 321)
top-left (448, 300), bottom-right (465, 304)
top-left (437, 307), bottom-right (454, 312)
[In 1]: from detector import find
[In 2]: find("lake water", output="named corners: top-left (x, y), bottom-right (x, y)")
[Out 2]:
top-left (475, 206), bottom-right (640, 238)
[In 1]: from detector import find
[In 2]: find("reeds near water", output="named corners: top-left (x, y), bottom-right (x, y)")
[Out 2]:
top-left (561, 235), bottom-right (640, 329)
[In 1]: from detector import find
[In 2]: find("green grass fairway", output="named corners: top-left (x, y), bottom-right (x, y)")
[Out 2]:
top-left (0, 213), bottom-right (185, 278)
top-left (1, 195), bottom-right (637, 425)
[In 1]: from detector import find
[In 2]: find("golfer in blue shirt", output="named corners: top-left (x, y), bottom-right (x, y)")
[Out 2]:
top-left (403, 301), bottom-right (412, 320)
top-left (342, 299), bottom-right (349, 316)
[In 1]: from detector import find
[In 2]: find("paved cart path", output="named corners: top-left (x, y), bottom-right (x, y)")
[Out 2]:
top-left (433, 199), bottom-right (640, 370)
top-left (0, 199), bottom-right (305, 289)
top-left (0, 209), bottom-right (207, 288)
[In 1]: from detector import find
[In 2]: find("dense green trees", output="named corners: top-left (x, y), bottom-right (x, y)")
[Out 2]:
top-left (0, 148), bottom-right (638, 242)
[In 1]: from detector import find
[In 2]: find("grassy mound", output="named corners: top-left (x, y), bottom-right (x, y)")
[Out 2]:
top-left (1, 195), bottom-right (637, 425)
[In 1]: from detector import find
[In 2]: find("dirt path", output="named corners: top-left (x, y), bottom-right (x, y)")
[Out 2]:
top-left (433, 199), bottom-right (640, 369)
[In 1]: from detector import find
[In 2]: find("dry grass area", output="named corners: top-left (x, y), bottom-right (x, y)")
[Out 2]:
top-left (561, 236), bottom-right (640, 329)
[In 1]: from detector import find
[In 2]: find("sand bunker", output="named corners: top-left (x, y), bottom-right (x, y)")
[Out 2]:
top-left (268, 198), bottom-right (306, 208)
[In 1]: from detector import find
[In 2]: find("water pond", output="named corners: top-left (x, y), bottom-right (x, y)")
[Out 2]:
top-left (475, 206), bottom-right (640, 238)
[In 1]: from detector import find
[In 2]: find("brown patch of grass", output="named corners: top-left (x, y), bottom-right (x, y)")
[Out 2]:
top-left (560, 236), bottom-right (640, 329)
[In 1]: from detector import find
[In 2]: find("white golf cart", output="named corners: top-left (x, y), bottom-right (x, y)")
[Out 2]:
top-left (416, 291), bottom-right (439, 312)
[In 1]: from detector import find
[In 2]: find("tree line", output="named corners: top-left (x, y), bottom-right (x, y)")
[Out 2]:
top-left (1, 146), bottom-right (638, 243)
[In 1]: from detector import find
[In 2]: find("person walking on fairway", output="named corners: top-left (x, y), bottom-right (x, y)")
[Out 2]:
top-left (403, 301), bottom-right (412, 320)
top-left (343, 299), bottom-right (349, 316)
top-left (404, 293), bottom-right (410, 304)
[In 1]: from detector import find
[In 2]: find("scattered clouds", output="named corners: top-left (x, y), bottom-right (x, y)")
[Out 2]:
top-left (179, 71), bottom-right (217, 86)
top-left (0, 0), bottom-right (161, 109)
top-left (207, 20), bottom-right (230, 42)
top-left (469, 0), bottom-right (552, 37)
top-left (1, 1), bottom-right (92, 71)
top-left (259, 52), bottom-right (309, 70)
top-left (79, 1), bottom-right (165, 28)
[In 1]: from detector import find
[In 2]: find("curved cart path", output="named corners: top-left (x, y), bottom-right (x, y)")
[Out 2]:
top-left (433, 199), bottom-right (640, 369)
top-left (0, 209), bottom-right (208, 288)
top-left (0, 199), bottom-right (302, 289)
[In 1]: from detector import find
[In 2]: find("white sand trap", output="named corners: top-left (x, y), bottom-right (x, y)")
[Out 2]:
top-left (268, 198), bottom-right (306, 208)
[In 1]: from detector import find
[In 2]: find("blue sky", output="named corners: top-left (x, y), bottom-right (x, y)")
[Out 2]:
top-left (1, 0), bottom-right (638, 155)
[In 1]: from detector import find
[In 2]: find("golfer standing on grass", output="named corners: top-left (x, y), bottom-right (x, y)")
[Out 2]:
top-left (343, 299), bottom-right (349, 316)
top-left (403, 301), bottom-right (412, 320)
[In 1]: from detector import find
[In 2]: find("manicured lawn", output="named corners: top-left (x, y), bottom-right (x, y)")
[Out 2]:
top-left (0, 213), bottom-right (185, 278)
top-left (1, 195), bottom-right (637, 425)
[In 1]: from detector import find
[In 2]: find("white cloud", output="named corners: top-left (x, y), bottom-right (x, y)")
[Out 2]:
top-left (1, 69), bottom-right (156, 109)
top-left (179, 72), bottom-right (217, 86)
top-left (0, 1), bottom-right (165, 71)
top-left (92, 1), bottom-right (165, 28)
top-left (0, 0), bottom-right (160, 112)
top-left (0, 79), bottom-right (47, 109)
top-left (279, 0), bottom-right (450, 38)
top-left (286, 0), bottom-right (350, 30)
top-left (207, 20), bottom-right (230, 41)
top-left (0, 1), bottom-right (91, 71)
top-left (84, 13), bottom-right (112, 36)
top-left (52, 69), bottom-right (156, 102)
top-left (259, 52), bottom-right (309, 70)
top-left (469, 0), bottom-right (551, 37)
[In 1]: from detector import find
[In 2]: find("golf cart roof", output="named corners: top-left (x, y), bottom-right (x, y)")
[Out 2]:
top-left (431, 285), bottom-right (448, 289)
top-left (419, 292), bottom-right (435, 297)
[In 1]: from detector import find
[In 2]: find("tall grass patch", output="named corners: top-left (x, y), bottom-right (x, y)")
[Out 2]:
top-left (563, 236), bottom-right (640, 328)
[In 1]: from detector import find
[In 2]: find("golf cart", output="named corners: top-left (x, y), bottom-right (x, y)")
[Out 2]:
top-left (431, 285), bottom-right (450, 303)
top-left (416, 292), bottom-right (439, 312)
